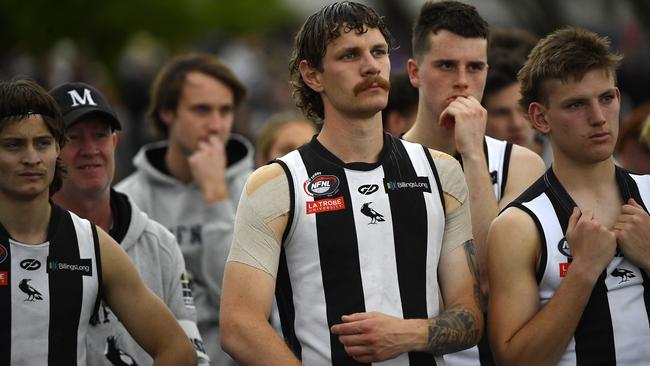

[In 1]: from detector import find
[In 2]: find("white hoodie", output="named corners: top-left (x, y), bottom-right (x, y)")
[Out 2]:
top-left (116, 134), bottom-right (254, 365)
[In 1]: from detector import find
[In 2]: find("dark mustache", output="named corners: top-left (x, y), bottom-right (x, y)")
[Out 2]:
top-left (352, 76), bottom-right (390, 96)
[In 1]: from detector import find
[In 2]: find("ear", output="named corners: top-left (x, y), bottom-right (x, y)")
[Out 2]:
top-left (299, 60), bottom-right (324, 93)
top-left (111, 131), bottom-right (118, 148)
top-left (159, 109), bottom-right (175, 126)
top-left (406, 58), bottom-right (420, 88)
top-left (528, 102), bottom-right (550, 134)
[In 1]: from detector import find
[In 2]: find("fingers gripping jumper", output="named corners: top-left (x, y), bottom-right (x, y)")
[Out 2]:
top-left (227, 174), bottom-right (290, 279)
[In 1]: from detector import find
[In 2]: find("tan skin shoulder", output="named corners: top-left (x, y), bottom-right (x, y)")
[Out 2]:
top-left (244, 163), bottom-right (289, 244)
top-left (426, 147), bottom-right (463, 213)
top-left (489, 206), bottom-right (541, 270)
top-left (245, 163), bottom-right (286, 195)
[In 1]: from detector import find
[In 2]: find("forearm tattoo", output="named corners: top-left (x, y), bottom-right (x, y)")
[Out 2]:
top-left (463, 239), bottom-right (485, 308)
top-left (424, 240), bottom-right (482, 355)
top-left (426, 306), bottom-right (481, 355)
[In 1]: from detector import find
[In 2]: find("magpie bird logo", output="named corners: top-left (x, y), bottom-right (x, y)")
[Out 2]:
top-left (611, 268), bottom-right (636, 284)
top-left (361, 202), bottom-right (385, 224)
top-left (19, 279), bottom-right (43, 302)
top-left (105, 336), bottom-right (138, 366)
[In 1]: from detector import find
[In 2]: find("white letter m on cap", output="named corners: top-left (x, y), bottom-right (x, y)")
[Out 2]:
top-left (67, 89), bottom-right (97, 107)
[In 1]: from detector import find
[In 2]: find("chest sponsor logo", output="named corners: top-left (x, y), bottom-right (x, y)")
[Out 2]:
top-left (20, 259), bottom-right (41, 271)
top-left (361, 202), bottom-right (385, 224)
top-left (19, 278), bottom-right (43, 301)
top-left (47, 257), bottom-right (92, 276)
top-left (358, 184), bottom-right (379, 195)
top-left (304, 173), bottom-right (340, 197)
top-left (307, 196), bottom-right (346, 214)
top-left (0, 243), bottom-right (7, 264)
top-left (0, 271), bottom-right (7, 286)
top-left (559, 262), bottom-right (570, 277)
top-left (611, 268), bottom-right (636, 284)
top-left (384, 176), bottom-right (431, 193)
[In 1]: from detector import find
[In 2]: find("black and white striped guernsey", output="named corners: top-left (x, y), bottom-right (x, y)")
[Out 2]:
top-left (276, 133), bottom-right (446, 366)
top-left (0, 204), bottom-right (102, 365)
top-left (508, 166), bottom-right (650, 365)
top-left (446, 136), bottom-right (512, 366)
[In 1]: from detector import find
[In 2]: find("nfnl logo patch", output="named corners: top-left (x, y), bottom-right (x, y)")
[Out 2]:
top-left (304, 173), bottom-right (340, 197)
top-left (307, 196), bottom-right (346, 214)
top-left (0, 243), bottom-right (7, 264)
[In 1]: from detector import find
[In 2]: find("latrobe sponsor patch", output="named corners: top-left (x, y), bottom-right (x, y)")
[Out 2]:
top-left (0, 271), bottom-right (7, 286)
top-left (306, 196), bottom-right (346, 214)
top-left (559, 262), bottom-right (570, 277)
top-left (384, 176), bottom-right (431, 193)
top-left (47, 257), bottom-right (92, 276)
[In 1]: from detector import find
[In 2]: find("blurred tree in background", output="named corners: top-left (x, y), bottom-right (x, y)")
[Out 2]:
top-left (0, 0), bottom-right (296, 75)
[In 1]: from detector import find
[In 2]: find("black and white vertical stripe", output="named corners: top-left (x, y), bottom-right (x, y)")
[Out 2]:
top-left (508, 167), bottom-right (650, 365)
top-left (277, 135), bottom-right (445, 366)
top-left (0, 205), bottom-right (100, 365)
top-left (445, 136), bottom-right (511, 366)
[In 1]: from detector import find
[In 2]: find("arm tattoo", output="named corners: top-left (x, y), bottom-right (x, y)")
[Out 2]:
top-left (425, 306), bottom-right (481, 355)
top-left (463, 239), bottom-right (485, 308)
top-left (423, 240), bottom-right (482, 355)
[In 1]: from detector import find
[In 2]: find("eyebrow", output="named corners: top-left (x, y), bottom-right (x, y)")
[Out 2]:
top-left (561, 88), bottom-right (617, 105)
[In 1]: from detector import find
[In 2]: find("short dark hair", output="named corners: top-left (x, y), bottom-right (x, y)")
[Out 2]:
top-left (518, 27), bottom-right (622, 111)
top-left (381, 71), bottom-right (418, 123)
top-left (148, 53), bottom-right (247, 137)
top-left (0, 79), bottom-right (67, 195)
top-left (490, 29), bottom-right (538, 61)
top-left (484, 49), bottom-right (524, 99)
top-left (289, 1), bottom-right (395, 121)
top-left (412, 0), bottom-right (489, 61)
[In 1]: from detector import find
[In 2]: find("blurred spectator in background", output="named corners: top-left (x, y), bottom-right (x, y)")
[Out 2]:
top-left (117, 53), bottom-right (253, 365)
top-left (616, 101), bottom-right (650, 173)
top-left (483, 29), bottom-right (553, 166)
top-left (381, 71), bottom-right (418, 137)
top-left (255, 112), bottom-right (316, 167)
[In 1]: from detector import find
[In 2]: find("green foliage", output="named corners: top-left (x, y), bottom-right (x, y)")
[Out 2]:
top-left (0, 0), bottom-right (296, 60)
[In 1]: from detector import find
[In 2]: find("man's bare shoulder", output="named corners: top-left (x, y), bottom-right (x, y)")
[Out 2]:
top-left (490, 206), bottom-right (540, 261)
top-left (509, 144), bottom-right (546, 175)
top-left (245, 163), bottom-right (287, 195)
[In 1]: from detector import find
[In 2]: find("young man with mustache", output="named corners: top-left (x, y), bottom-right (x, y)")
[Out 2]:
top-left (220, 2), bottom-right (482, 365)
top-left (402, 3), bottom-right (546, 364)
top-left (488, 27), bottom-right (650, 366)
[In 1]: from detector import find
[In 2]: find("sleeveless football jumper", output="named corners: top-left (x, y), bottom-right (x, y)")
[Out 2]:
top-left (0, 204), bottom-right (102, 365)
top-left (276, 134), bottom-right (446, 366)
top-left (508, 167), bottom-right (650, 365)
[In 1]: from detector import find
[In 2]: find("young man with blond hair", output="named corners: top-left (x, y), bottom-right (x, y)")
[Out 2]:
top-left (488, 27), bottom-right (650, 365)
